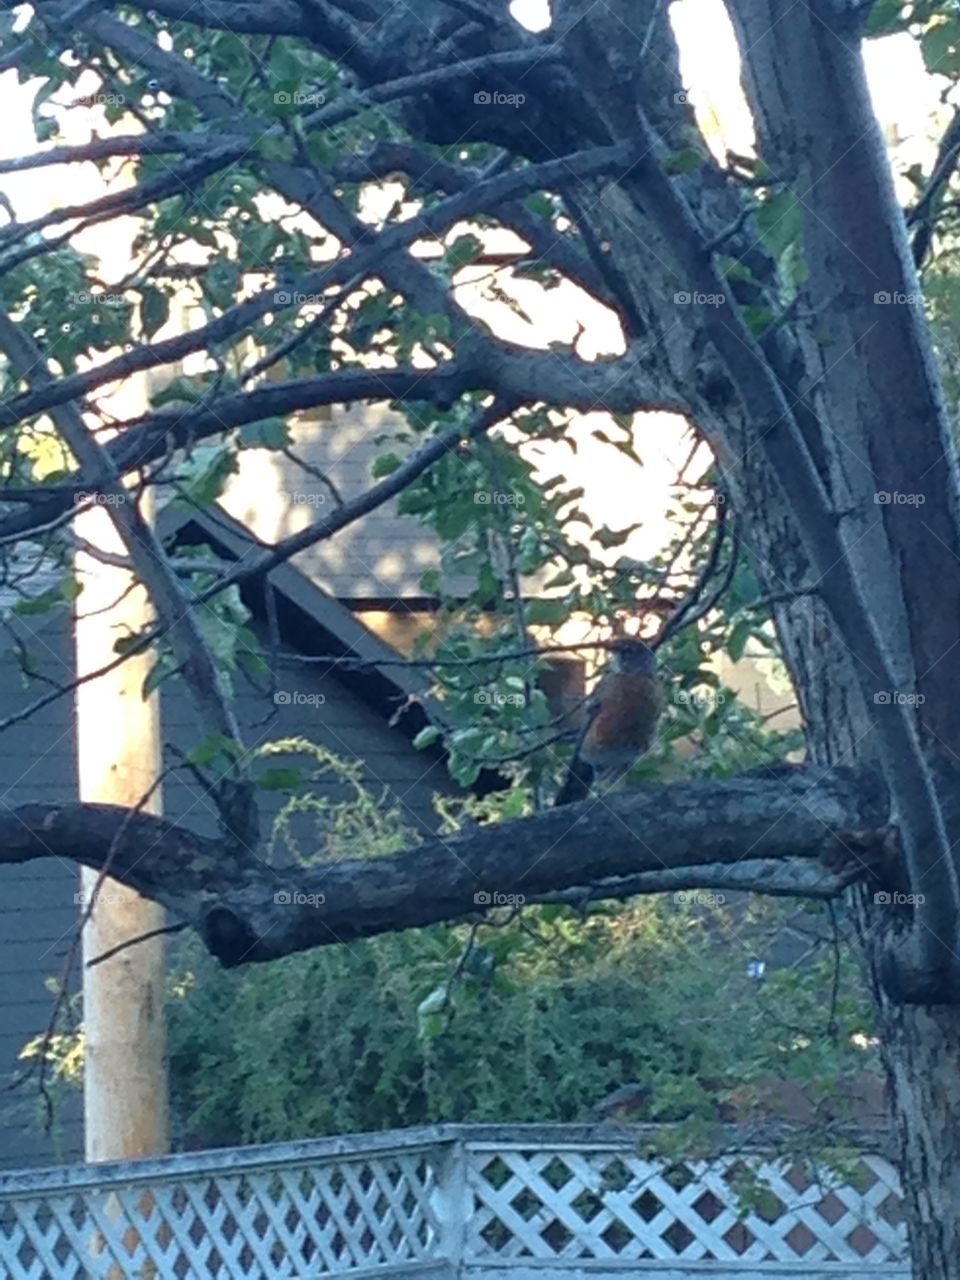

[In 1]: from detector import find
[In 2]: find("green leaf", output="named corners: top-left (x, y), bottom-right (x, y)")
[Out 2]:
top-left (257, 767), bottom-right (302, 790)
top-left (865, 0), bottom-right (903, 36)
top-left (257, 134), bottom-right (296, 162)
top-left (444, 234), bottom-right (483, 271)
top-left (140, 284), bottom-right (169, 338)
top-left (372, 452), bottom-right (403, 478)
top-left (741, 304), bottom-right (776, 337)
top-left (184, 733), bottom-right (244, 767)
top-left (416, 985), bottom-right (451, 1040)
top-left (238, 649), bottom-right (270, 678)
top-left (523, 192), bottom-right (556, 221)
top-left (718, 257), bottom-right (759, 286)
top-left (152, 376), bottom-right (203, 408)
top-left (182, 445), bottom-right (238, 508)
top-left (499, 788), bottom-right (528, 819)
top-left (142, 653), bottom-right (179, 698)
top-left (922, 18), bottom-right (960, 75)
top-left (12, 588), bottom-right (63, 616)
top-left (755, 189), bottom-right (803, 263)
top-left (12, 575), bottom-right (81, 616)
top-left (726, 618), bottom-right (755, 662)
top-left (524, 599), bottom-right (569, 625)
top-left (206, 259), bottom-right (240, 309)
top-left (661, 147), bottom-right (704, 176)
top-left (448, 753), bottom-right (482, 786)
top-left (239, 417), bottom-right (290, 450)
top-left (413, 725), bottom-right (442, 750)
top-left (595, 523), bottom-right (642, 549)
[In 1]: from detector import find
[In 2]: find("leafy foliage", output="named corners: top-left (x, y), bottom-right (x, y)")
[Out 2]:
top-left (0, 0), bottom-right (907, 1164)
top-left (166, 891), bottom-right (879, 1147)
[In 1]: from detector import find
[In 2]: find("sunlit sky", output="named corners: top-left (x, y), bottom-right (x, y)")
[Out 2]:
top-left (0, 0), bottom-right (951, 597)
top-left (0, 0), bottom-right (949, 201)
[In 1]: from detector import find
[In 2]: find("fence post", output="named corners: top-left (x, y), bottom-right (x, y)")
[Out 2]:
top-left (433, 1136), bottom-right (471, 1275)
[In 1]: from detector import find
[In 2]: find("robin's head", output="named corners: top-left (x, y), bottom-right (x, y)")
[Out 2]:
top-left (608, 637), bottom-right (656, 676)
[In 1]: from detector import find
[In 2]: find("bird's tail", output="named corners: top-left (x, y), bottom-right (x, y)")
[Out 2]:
top-left (554, 756), bottom-right (595, 807)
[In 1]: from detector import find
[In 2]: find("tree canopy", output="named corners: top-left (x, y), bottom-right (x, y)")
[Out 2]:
top-left (6, 0), bottom-right (960, 1268)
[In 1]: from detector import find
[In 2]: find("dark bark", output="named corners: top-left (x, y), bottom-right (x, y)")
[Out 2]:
top-left (1, 768), bottom-right (886, 966)
top-left (720, 1), bottom-right (960, 1271)
top-left (7, 0), bottom-right (960, 1270)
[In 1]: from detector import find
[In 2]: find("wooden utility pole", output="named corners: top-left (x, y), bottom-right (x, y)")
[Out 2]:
top-left (75, 497), bottom-right (169, 1162)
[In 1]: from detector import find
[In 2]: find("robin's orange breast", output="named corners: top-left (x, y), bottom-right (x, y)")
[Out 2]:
top-left (582, 672), bottom-right (664, 769)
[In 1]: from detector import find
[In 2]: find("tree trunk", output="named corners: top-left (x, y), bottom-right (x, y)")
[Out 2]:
top-left (876, 999), bottom-right (960, 1274)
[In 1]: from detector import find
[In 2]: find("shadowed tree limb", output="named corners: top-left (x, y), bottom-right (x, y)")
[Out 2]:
top-left (0, 766), bottom-right (889, 966)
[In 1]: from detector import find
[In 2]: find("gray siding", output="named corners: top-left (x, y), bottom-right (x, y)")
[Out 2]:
top-left (0, 614), bottom-right (82, 1170)
top-left (161, 629), bottom-right (449, 840)
top-left (222, 406), bottom-right (450, 602)
top-left (0, 606), bottom-right (450, 1171)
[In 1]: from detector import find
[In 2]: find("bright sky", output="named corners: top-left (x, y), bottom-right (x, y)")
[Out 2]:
top-left (0, 2), bottom-right (951, 581)
top-left (0, 4), bottom-right (946, 218)
top-left (513, 0), bottom-right (945, 178)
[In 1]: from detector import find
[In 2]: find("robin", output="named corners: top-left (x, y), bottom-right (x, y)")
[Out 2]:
top-left (589, 1081), bottom-right (654, 1124)
top-left (556, 637), bottom-right (663, 806)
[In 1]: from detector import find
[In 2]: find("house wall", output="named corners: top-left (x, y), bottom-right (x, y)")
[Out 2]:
top-left (0, 614), bottom-right (82, 1170)
top-left (0, 611), bottom-right (450, 1172)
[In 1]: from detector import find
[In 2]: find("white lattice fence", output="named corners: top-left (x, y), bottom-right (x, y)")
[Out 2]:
top-left (464, 1135), bottom-right (908, 1273)
top-left (0, 1126), bottom-right (910, 1280)
top-left (0, 1130), bottom-right (447, 1280)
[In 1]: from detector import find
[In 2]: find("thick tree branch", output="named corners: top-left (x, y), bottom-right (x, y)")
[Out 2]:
top-left (0, 766), bottom-right (889, 966)
top-left (0, 129), bottom-right (238, 175)
top-left (0, 346), bottom-right (681, 545)
top-left (533, 856), bottom-right (867, 907)
top-left (0, 138), bottom-right (639, 437)
top-left (0, 315), bottom-right (257, 849)
top-left (618, 80), bottom-right (960, 999)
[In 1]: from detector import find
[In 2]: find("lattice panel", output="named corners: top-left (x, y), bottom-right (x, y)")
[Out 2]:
top-left (464, 1146), bottom-right (907, 1265)
top-left (0, 1152), bottom-right (440, 1280)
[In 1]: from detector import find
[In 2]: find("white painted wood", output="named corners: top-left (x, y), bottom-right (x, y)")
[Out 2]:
top-left (0, 1126), bottom-right (909, 1278)
top-left (76, 440), bottom-right (168, 1171)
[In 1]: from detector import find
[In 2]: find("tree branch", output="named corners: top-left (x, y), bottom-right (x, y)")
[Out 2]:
top-left (0, 344), bottom-right (682, 546)
top-left (0, 315), bottom-right (257, 849)
top-left (0, 767), bottom-right (889, 966)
